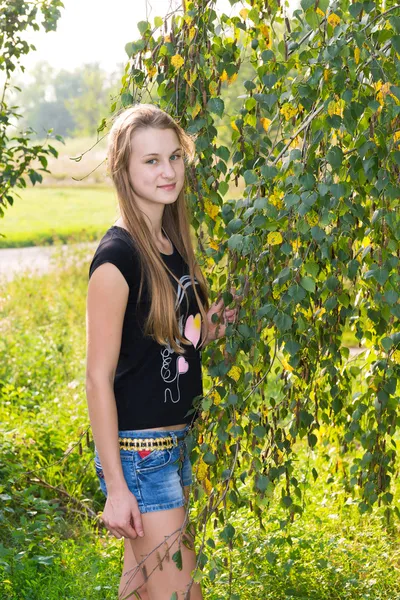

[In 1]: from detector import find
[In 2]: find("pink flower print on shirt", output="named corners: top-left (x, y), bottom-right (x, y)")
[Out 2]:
top-left (184, 313), bottom-right (201, 349)
top-left (160, 275), bottom-right (202, 405)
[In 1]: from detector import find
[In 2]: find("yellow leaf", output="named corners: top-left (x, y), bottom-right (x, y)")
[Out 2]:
top-left (146, 65), bottom-right (157, 78)
top-left (203, 478), bottom-right (213, 495)
top-left (189, 26), bottom-right (196, 41)
top-left (220, 69), bottom-right (228, 82)
top-left (164, 35), bottom-right (171, 43)
top-left (267, 231), bottom-right (283, 245)
top-left (171, 54), bottom-right (185, 69)
top-left (324, 69), bottom-right (330, 82)
top-left (281, 357), bottom-right (294, 372)
top-left (260, 117), bottom-right (271, 132)
top-left (316, 7), bottom-right (325, 16)
top-left (209, 240), bottom-right (219, 251)
top-left (192, 101), bottom-right (202, 118)
top-left (327, 13), bottom-right (341, 28)
top-left (204, 200), bottom-right (219, 220)
top-left (210, 389), bottom-right (222, 405)
top-left (228, 366), bottom-right (241, 382)
top-left (228, 73), bottom-right (238, 84)
top-left (209, 80), bottom-right (218, 97)
top-left (231, 120), bottom-right (239, 132)
top-left (354, 47), bottom-right (360, 65)
top-left (394, 131), bottom-right (400, 143)
top-left (197, 459), bottom-right (208, 482)
top-left (239, 8), bottom-right (249, 20)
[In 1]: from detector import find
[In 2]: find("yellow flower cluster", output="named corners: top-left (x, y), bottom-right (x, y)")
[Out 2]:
top-left (267, 231), bottom-right (283, 245)
top-left (269, 189), bottom-right (284, 209)
top-left (260, 117), bottom-right (271, 132)
top-left (210, 389), bottom-right (222, 405)
top-left (171, 54), bottom-right (184, 69)
top-left (327, 12), bottom-right (341, 28)
top-left (394, 130), bottom-right (400, 144)
top-left (220, 70), bottom-right (228, 82)
top-left (197, 458), bottom-right (208, 481)
top-left (354, 47), bottom-right (360, 65)
top-left (280, 102), bottom-right (298, 120)
top-left (228, 366), bottom-right (241, 381)
top-left (204, 200), bottom-right (219, 220)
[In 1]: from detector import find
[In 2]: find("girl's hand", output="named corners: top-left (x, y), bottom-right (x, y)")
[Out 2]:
top-left (101, 489), bottom-right (144, 539)
top-left (203, 287), bottom-right (241, 345)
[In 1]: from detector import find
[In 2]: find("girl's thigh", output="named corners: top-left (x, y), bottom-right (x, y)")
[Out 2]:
top-left (130, 505), bottom-right (202, 600)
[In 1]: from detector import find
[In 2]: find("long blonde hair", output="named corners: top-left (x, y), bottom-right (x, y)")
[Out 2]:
top-left (107, 103), bottom-right (210, 354)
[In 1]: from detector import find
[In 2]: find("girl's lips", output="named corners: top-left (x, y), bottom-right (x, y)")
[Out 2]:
top-left (158, 183), bottom-right (176, 190)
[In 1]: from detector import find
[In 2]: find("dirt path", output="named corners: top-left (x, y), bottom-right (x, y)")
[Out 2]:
top-left (0, 242), bottom-right (97, 281)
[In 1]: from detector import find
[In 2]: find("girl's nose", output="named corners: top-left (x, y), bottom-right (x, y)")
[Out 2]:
top-left (161, 161), bottom-right (176, 179)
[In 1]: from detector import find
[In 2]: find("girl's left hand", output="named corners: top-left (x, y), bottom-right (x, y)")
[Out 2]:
top-left (203, 288), bottom-right (241, 345)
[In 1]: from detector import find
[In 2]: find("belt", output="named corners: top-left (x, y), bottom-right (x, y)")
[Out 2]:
top-left (118, 435), bottom-right (180, 451)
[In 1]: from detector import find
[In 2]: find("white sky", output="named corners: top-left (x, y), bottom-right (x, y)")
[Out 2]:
top-left (22, 0), bottom-right (298, 75)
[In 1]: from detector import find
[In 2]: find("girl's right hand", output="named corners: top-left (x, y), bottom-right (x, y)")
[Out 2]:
top-left (101, 489), bottom-right (144, 539)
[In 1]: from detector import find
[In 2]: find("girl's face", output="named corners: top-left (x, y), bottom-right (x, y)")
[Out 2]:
top-left (128, 127), bottom-right (185, 210)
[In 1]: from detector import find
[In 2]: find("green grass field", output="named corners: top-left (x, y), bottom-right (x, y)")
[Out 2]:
top-left (0, 187), bottom-right (118, 247)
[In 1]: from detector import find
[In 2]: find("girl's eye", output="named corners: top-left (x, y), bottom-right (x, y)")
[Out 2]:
top-left (170, 154), bottom-right (182, 161)
top-left (146, 155), bottom-right (181, 164)
top-left (146, 159), bottom-right (157, 164)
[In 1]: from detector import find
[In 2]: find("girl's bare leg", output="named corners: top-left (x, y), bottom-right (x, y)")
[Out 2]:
top-left (126, 486), bottom-right (201, 600)
top-left (119, 537), bottom-right (149, 600)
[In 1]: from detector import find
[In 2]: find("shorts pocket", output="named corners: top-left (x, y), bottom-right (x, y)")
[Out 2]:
top-left (134, 448), bottom-right (172, 473)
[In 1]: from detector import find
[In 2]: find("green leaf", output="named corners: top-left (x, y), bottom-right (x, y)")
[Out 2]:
top-left (172, 549), bottom-right (182, 570)
top-left (256, 474), bottom-right (270, 492)
top-left (154, 16), bottom-right (163, 28)
top-left (244, 170), bottom-right (259, 185)
top-left (285, 340), bottom-right (301, 356)
top-left (300, 276), bottom-right (315, 293)
top-left (308, 433), bottom-right (318, 448)
top-left (227, 234), bottom-right (244, 251)
top-left (310, 226), bottom-right (325, 242)
top-left (207, 97), bottom-right (224, 117)
top-left (220, 524), bottom-right (235, 542)
top-left (253, 426), bottom-right (266, 438)
top-left (218, 181), bottom-right (229, 196)
top-left (121, 92), bottom-right (133, 106)
top-left (137, 20), bottom-right (150, 35)
top-left (274, 312), bottom-right (293, 332)
top-left (326, 146), bottom-right (344, 169)
top-left (170, 594), bottom-right (178, 600)
top-left (203, 451), bottom-right (216, 465)
top-left (392, 35), bottom-right (400, 54)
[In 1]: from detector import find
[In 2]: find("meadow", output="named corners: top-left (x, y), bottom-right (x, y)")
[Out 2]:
top-left (0, 248), bottom-right (399, 600)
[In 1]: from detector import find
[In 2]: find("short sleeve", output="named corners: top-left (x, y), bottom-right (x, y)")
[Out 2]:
top-left (89, 236), bottom-right (137, 288)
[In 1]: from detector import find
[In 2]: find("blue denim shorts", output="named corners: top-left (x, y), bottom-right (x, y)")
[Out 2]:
top-left (94, 424), bottom-right (193, 513)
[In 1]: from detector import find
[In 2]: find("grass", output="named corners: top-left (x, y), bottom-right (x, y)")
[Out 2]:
top-left (0, 248), bottom-right (398, 600)
top-left (0, 187), bottom-right (118, 248)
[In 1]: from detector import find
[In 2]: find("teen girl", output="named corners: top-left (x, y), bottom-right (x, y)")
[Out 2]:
top-left (86, 104), bottom-right (239, 599)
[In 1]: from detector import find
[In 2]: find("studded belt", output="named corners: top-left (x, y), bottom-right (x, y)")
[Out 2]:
top-left (118, 435), bottom-right (179, 451)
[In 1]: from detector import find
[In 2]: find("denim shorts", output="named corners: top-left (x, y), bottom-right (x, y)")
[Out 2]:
top-left (94, 424), bottom-right (193, 513)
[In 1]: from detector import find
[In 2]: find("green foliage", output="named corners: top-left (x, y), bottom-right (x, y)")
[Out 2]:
top-left (0, 252), bottom-right (399, 598)
top-left (0, 0), bottom-right (64, 217)
top-left (117, 0), bottom-right (400, 587)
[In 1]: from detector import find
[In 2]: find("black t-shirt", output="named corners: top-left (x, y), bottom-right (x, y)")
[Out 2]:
top-left (88, 225), bottom-right (204, 430)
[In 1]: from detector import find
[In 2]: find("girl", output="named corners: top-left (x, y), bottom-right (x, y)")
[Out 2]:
top-left (86, 104), bottom-right (239, 600)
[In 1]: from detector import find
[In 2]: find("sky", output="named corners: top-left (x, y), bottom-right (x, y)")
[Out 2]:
top-left (22, 0), bottom-right (297, 75)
